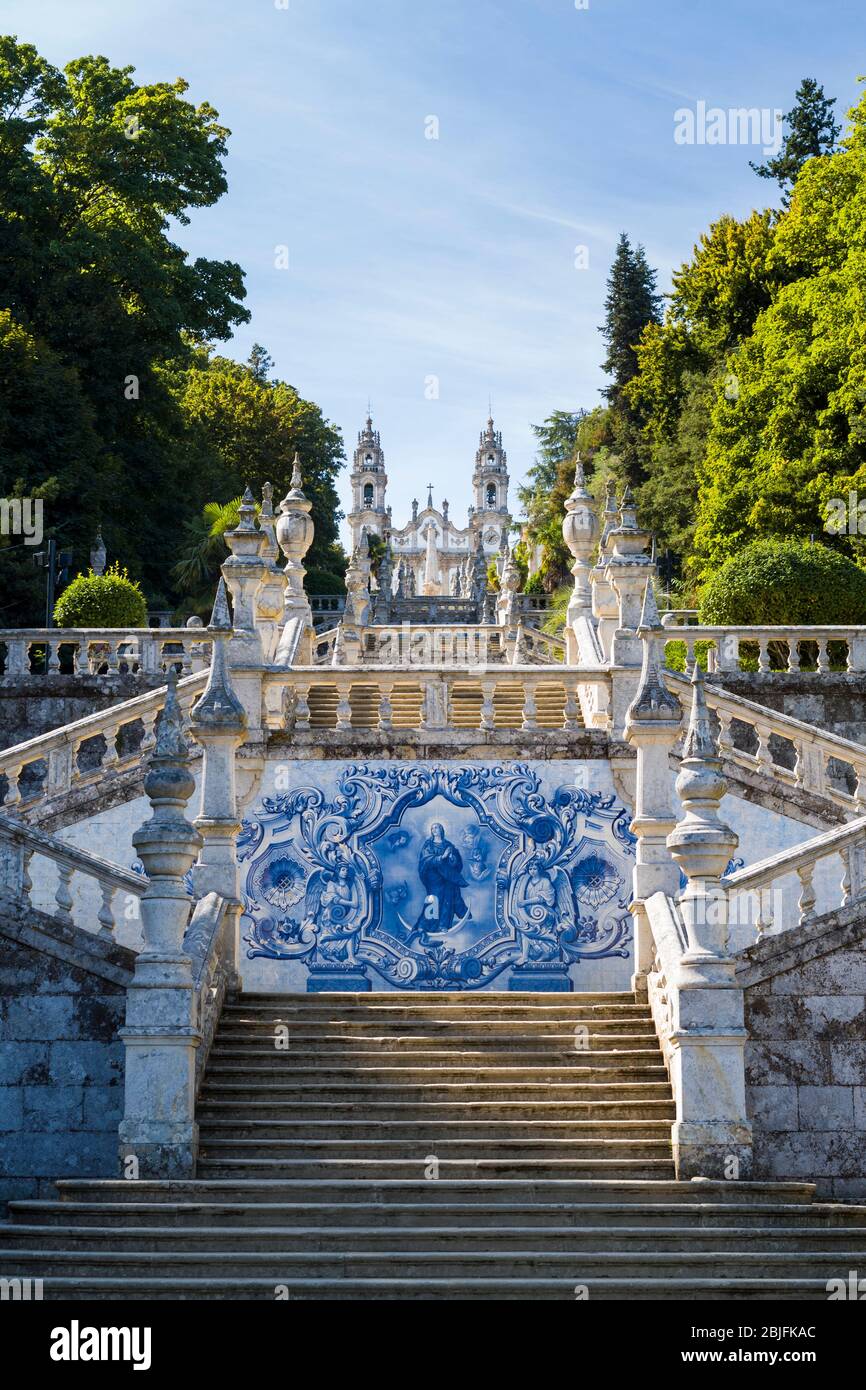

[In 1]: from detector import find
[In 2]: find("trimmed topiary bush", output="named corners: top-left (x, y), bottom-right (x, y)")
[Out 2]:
top-left (698, 540), bottom-right (866, 626)
top-left (53, 563), bottom-right (147, 628)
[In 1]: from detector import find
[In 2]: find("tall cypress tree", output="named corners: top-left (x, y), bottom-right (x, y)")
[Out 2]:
top-left (751, 78), bottom-right (840, 202)
top-left (600, 233), bottom-right (662, 407)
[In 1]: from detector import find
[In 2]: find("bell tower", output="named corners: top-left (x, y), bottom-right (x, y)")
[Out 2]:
top-left (348, 412), bottom-right (388, 549)
top-left (470, 414), bottom-right (510, 549)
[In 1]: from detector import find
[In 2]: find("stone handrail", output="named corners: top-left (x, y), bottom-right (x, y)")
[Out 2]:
top-left (723, 814), bottom-right (866, 940)
top-left (182, 890), bottom-right (236, 1092)
top-left (261, 664), bottom-right (608, 733)
top-left (0, 814), bottom-right (146, 941)
top-left (508, 624), bottom-right (565, 665)
top-left (665, 671), bottom-right (866, 813)
top-left (0, 627), bottom-right (213, 680)
top-left (312, 625), bottom-right (340, 662)
top-left (0, 670), bottom-right (207, 813)
top-left (660, 622), bottom-right (866, 674)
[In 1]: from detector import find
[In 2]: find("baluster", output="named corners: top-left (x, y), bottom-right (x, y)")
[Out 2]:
top-left (74, 639), bottom-right (90, 676)
top-left (139, 711), bottom-right (158, 757)
top-left (377, 682), bottom-right (393, 732)
top-left (54, 862), bottom-right (75, 930)
top-left (716, 707), bottom-right (733, 757)
top-left (179, 643), bottom-right (193, 676)
top-left (105, 640), bottom-right (120, 675)
top-left (294, 681), bottom-right (312, 732)
top-left (21, 847), bottom-right (34, 907)
top-left (335, 683), bottom-right (352, 731)
top-left (755, 885), bottom-right (775, 940)
top-left (3, 763), bottom-right (22, 809)
top-left (480, 679), bottom-right (496, 732)
top-left (796, 862), bottom-right (817, 925)
top-left (101, 722), bottom-right (120, 773)
top-left (563, 681), bottom-right (580, 732)
top-left (755, 722), bottom-right (773, 775)
top-left (97, 881), bottom-right (116, 937)
top-left (521, 682), bottom-right (538, 731)
top-left (817, 638), bottom-right (829, 674)
top-left (757, 637), bottom-right (770, 674)
top-left (684, 638), bottom-right (696, 675)
top-left (46, 639), bottom-right (60, 675)
top-left (854, 761), bottom-right (866, 810)
top-left (787, 638), bottom-right (801, 673)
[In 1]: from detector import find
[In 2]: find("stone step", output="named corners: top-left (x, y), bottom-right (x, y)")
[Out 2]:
top-left (197, 1082), bottom-right (676, 1102)
top-left (195, 1099), bottom-right (679, 1122)
top-left (197, 1138), bottom-right (675, 1162)
top-left (206, 1045), bottom-right (661, 1066)
top-left (0, 1247), bottom-right (853, 1279)
top-left (45, 1179), bottom-right (818, 1206)
top-left (196, 1120), bottom-right (674, 1141)
top-left (6, 1222), bottom-right (866, 1255)
top-left (7, 1274), bottom-right (838, 1301)
top-left (194, 1159), bottom-right (679, 1180)
top-left (202, 1060), bottom-right (669, 1081)
top-left (13, 1199), bottom-right (858, 1231)
top-left (211, 1032), bottom-right (660, 1051)
top-left (220, 1009), bottom-right (652, 1023)
top-left (216, 1019), bottom-right (657, 1036)
top-left (229, 992), bottom-right (642, 1009)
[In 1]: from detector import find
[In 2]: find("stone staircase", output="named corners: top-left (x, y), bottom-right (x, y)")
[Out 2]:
top-left (1, 991), bottom-right (864, 1298)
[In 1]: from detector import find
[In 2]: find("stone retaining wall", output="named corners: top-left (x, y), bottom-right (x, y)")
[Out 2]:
top-left (0, 899), bottom-right (135, 1212)
top-left (0, 675), bottom-right (165, 752)
top-left (737, 904), bottom-right (866, 1200)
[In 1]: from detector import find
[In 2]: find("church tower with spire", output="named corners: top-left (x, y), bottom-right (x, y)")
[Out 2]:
top-left (470, 414), bottom-right (510, 549)
top-left (348, 411), bottom-right (388, 550)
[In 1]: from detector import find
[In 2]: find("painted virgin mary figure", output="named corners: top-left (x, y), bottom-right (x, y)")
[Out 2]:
top-left (414, 822), bottom-right (470, 933)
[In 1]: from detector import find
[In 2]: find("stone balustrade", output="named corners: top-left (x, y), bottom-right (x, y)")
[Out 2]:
top-left (659, 620), bottom-right (866, 674)
top-left (261, 664), bottom-right (606, 733)
top-left (724, 814), bottom-right (866, 940)
top-left (311, 623), bottom-right (564, 668)
top-left (0, 815), bottom-right (146, 940)
top-left (0, 628), bottom-right (213, 681)
top-left (0, 671), bottom-right (207, 813)
top-left (666, 671), bottom-right (866, 812)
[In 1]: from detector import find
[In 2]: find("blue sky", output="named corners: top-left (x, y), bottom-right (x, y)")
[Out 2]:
top-left (5, 0), bottom-right (866, 537)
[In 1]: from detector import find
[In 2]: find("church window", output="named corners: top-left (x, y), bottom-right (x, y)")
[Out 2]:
top-left (486, 483), bottom-right (496, 507)
top-left (363, 483), bottom-right (374, 507)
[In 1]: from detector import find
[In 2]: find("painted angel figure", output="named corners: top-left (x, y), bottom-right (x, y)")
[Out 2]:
top-left (302, 864), bottom-right (363, 964)
top-left (511, 858), bottom-right (576, 964)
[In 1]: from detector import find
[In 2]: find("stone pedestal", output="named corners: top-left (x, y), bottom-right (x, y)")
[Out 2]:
top-left (119, 672), bottom-right (202, 1179)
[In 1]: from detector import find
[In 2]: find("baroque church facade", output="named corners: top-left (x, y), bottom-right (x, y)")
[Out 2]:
top-left (346, 412), bottom-right (512, 596)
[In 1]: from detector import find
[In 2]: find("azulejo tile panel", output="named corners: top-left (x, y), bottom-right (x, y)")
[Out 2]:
top-left (239, 761), bottom-right (636, 992)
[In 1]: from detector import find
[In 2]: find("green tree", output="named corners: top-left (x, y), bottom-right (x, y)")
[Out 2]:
top-left (0, 36), bottom-right (249, 620)
top-left (601, 234), bottom-right (662, 407)
top-left (751, 78), bottom-right (841, 202)
top-left (692, 83), bottom-right (866, 582)
top-left (167, 346), bottom-right (345, 576)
